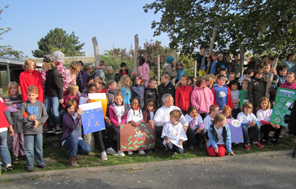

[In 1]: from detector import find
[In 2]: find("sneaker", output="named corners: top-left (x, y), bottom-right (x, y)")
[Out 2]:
top-left (245, 144), bottom-right (251, 150)
top-left (138, 150), bottom-right (145, 155)
top-left (189, 146), bottom-right (195, 151)
top-left (128, 151), bottom-right (133, 155)
top-left (36, 163), bottom-right (47, 168)
top-left (26, 166), bottom-right (34, 172)
top-left (55, 127), bottom-right (62, 134)
top-left (12, 156), bottom-right (18, 164)
top-left (118, 151), bottom-right (125, 157)
top-left (47, 127), bottom-right (55, 133)
top-left (69, 157), bottom-right (78, 167)
top-left (272, 139), bottom-right (280, 145)
top-left (5, 164), bottom-right (13, 172)
top-left (255, 142), bottom-right (264, 148)
top-left (262, 139), bottom-right (272, 146)
top-left (100, 151), bottom-right (108, 161)
top-left (169, 151), bottom-right (175, 157)
top-left (106, 147), bottom-right (118, 156)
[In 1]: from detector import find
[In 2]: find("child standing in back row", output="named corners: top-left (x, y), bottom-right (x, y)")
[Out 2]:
top-left (118, 75), bottom-right (131, 106)
top-left (229, 80), bottom-right (240, 118)
top-left (211, 74), bottom-right (233, 110)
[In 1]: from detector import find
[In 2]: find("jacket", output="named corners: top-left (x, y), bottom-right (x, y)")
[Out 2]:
top-left (142, 109), bottom-right (154, 122)
top-left (144, 87), bottom-right (158, 108)
top-left (248, 77), bottom-right (266, 108)
top-left (131, 84), bottom-right (145, 108)
top-left (61, 112), bottom-right (82, 142)
top-left (137, 62), bottom-right (150, 83)
top-left (207, 123), bottom-right (232, 153)
top-left (115, 70), bottom-right (131, 82)
top-left (191, 86), bottom-right (214, 114)
top-left (158, 81), bottom-right (175, 106)
top-left (279, 82), bottom-right (296, 90)
top-left (45, 66), bottom-right (64, 99)
top-left (211, 85), bottom-right (234, 109)
top-left (108, 103), bottom-right (129, 127)
top-left (175, 85), bottom-right (192, 111)
top-left (163, 63), bottom-right (177, 79)
top-left (196, 54), bottom-right (208, 71)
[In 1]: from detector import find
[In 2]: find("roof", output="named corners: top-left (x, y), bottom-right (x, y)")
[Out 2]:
top-left (0, 56), bottom-right (42, 67)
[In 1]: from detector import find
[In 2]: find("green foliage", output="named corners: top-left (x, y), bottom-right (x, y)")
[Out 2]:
top-left (144, 0), bottom-right (296, 57)
top-left (32, 28), bottom-right (85, 57)
top-left (100, 54), bottom-right (134, 73)
top-left (0, 5), bottom-right (11, 40)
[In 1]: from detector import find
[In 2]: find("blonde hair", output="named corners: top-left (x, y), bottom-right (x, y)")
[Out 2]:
top-left (7, 82), bottom-right (20, 96)
top-left (213, 113), bottom-right (226, 124)
top-left (161, 73), bottom-right (170, 79)
top-left (118, 75), bottom-right (131, 90)
top-left (209, 104), bottom-right (219, 113)
top-left (66, 84), bottom-right (79, 96)
top-left (257, 97), bottom-right (271, 110)
top-left (94, 76), bottom-right (103, 84)
top-left (45, 62), bottom-right (56, 70)
top-left (23, 59), bottom-right (36, 70)
top-left (69, 61), bottom-right (80, 75)
top-left (222, 105), bottom-right (232, 119)
top-left (170, 109), bottom-right (182, 120)
top-left (203, 75), bottom-right (212, 82)
top-left (27, 85), bottom-right (39, 95)
top-left (242, 102), bottom-right (253, 112)
top-left (241, 78), bottom-right (250, 84)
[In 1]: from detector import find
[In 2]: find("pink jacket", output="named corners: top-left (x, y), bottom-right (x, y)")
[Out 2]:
top-left (64, 69), bottom-right (77, 91)
top-left (190, 86), bottom-right (214, 114)
top-left (137, 62), bottom-right (150, 83)
top-left (108, 103), bottom-right (129, 127)
top-left (279, 82), bottom-right (296, 90)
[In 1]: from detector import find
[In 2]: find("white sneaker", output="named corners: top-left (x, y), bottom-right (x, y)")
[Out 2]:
top-left (128, 151), bottom-right (133, 155)
top-left (100, 151), bottom-right (108, 161)
top-left (138, 150), bottom-right (145, 155)
top-left (118, 151), bottom-right (125, 157)
top-left (106, 147), bottom-right (118, 156)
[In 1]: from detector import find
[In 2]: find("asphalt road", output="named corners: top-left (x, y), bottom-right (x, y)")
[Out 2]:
top-left (2, 151), bottom-right (296, 189)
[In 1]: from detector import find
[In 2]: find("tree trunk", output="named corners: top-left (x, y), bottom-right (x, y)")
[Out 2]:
top-left (239, 46), bottom-right (245, 77)
top-left (158, 55), bottom-right (160, 85)
top-left (172, 49), bottom-right (177, 68)
top-left (134, 34), bottom-right (139, 74)
top-left (194, 60), bottom-right (197, 78)
top-left (265, 57), bottom-right (278, 99)
top-left (207, 28), bottom-right (218, 73)
top-left (92, 37), bottom-right (100, 67)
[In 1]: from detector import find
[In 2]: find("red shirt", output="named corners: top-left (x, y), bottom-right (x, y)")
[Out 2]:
top-left (0, 101), bottom-right (10, 128)
top-left (97, 88), bottom-right (107, 93)
top-left (175, 85), bottom-right (193, 111)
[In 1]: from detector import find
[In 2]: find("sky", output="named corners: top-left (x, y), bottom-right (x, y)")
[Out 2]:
top-left (0, 0), bottom-right (170, 58)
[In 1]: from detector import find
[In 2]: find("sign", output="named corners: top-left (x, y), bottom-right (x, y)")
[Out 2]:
top-left (227, 119), bottom-right (244, 143)
top-left (79, 101), bottom-right (105, 134)
top-left (270, 88), bottom-right (296, 127)
top-left (120, 123), bottom-right (156, 151)
top-left (88, 93), bottom-right (107, 118)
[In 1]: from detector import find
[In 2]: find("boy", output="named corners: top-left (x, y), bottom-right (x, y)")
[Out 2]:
top-left (228, 72), bottom-right (236, 83)
top-left (94, 60), bottom-right (106, 84)
top-left (231, 53), bottom-right (241, 79)
top-left (215, 54), bottom-right (227, 75)
top-left (161, 109), bottom-right (187, 157)
top-left (211, 74), bottom-right (233, 110)
top-left (238, 68), bottom-right (254, 84)
top-left (240, 78), bottom-right (249, 108)
top-left (209, 52), bottom-right (219, 74)
top-left (203, 105), bottom-right (219, 130)
top-left (115, 62), bottom-right (131, 82)
top-left (18, 85), bottom-right (48, 172)
top-left (196, 46), bottom-right (208, 76)
top-left (248, 68), bottom-right (266, 112)
top-left (158, 73), bottom-right (175, 106)
top-left (144, 78), bottom-right (158, 108)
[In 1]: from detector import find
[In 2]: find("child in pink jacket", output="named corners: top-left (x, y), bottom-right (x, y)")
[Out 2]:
top-left (137, 56), bottom-right (150, 87)
top-left (190, 77), bottom-right (214, 119)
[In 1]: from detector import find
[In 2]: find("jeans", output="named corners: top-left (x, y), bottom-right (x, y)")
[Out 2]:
top-left (187, 127), bottom-right (206, 147)
top-left (114, 127), bottom-right (121, 151)
top-left (0, 131), bottom-right (12, 166)
top-left (45, 96), bottom-right (61, 126)
top-left (24, 134), bottom-right (44, 168)
top-left (62, 135), bottom-right (91, 157)
top-left (242, 124), bottom-right (261, 144)
top-left (166, 142), bottom-right (184, 154)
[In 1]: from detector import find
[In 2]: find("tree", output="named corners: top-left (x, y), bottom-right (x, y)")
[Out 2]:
top-left (32, 28), bottom-right (85, 57)
top-left (144, 0), bottom-right (296, 57)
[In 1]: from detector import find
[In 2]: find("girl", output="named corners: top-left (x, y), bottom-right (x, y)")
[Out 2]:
top-left (190, 77), bottom-right (214, 119)
top-left (118, 75), bottom-right (131, 106)
top-left (126, 97), bottom-right (145, 155)
top-left (222, 105), bottom-right (233, 119)
top-left (257, 97), bottom-right (281, 145)
top-left (106, 80), bottom-right (118, 106)
top-left (64, 61), bottom-right (80, 91)
top-left (175, 74), bottom-right (192, 115)
top-left (142, 98), bottom-right (156, 124)
top-left (185, 106), bottom-right (206, 150)
top-left (206, 113), bottom-right (234, 157)
top-left (279, 72), bottom-right (296, 90)
top-left (144, 78), bottom-right (158, 109)
top-left (237, 102), bottom-right (264, 150)
top-left (62, 100), bottom-right (91, 167)
top-left (175, 61), bottom-right (185, 84)
top-left (229, 80), bottom-right (240, 119)
top-left (131, 74), bottom-right (145, 108)
top-left (3, 82), bottom-right (25, 163)
top-left (94, 76), bottom-right (107, 93)
top-left (62, 84), bottom-right (80, 109)
top-left (44, 54), bottom-right (64, 134)
top-left (137, 56), bottom-right (150, 87)
top-left (108, 92), bottom-right (129, 157)
top-left (203, 75), bottom-right (213, 89)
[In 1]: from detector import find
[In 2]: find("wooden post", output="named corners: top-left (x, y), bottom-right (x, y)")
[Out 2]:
top-left (207, 28), bottom-right (218, 73)
top-left (194, 60), bottom-right (197, 78)
top-left (157, 55), bottom-right (160, 85)
top-left (265, 57), bottom-right (278, 99)
top-left (172, 49), bottom-right (177, 68)
top-left (239, 46), bottom-right (245, 77)
top-left (92, 37), bottom-right (100, 67)
top-left (134, 34), bottom-right (139, 74)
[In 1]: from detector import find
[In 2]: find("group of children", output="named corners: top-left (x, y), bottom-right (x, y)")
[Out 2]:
top-left (0, 52), bottom-right (295, 172)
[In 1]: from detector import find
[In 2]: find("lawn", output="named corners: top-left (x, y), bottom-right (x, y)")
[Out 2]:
top-left (2, 133), bottom-right (296, 175)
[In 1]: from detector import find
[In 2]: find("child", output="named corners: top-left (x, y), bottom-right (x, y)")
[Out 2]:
top-left (108, 92), bottom-right (129, 157)
top-left (191, 77), bottom-right (214, 119)
top-left (175, 74), bottom-right (192, 115)
top-left (204, 105), bottom-right (220, 130)
top-left (64, 61), bottom-right (80, 91)
top-left (209, 52), bottom-right (219, 74)
top-left (204, 75), bottom-right (213, 89)
top-left (232, 53), bottom-right (241, 79)
top-left (237, 102), bottom-right (264, 150)
top-left (248, 68), bottom-right (266, 112)
top-left (18, 85), bottom-right (48, 172)
top-left (142, 98), bottom-right (156, 123)
top-left (185, 106), bottom-right (206, 150)
top-left (257, 97), bottom-right (281, 145)
top-left (62, 101), bottom-right (91, 167)
top-left (126, 97), bottom-right (145, 155)
top-left (94, 76), bottom-right (107, 93)
top-left (229, 80), bottom-right (240, 118)
top-left (144, 78), bottom-right (158, 108)
top-left (131, 74), bottom-right (145, 108)
top-left (197, 46), bottom-right (208, 76)
top-left (94, 60), bottom-right (106, 84)
top-left (161, 109), bottom-right (187, 157)
top-left (215, 53), bottom-right (226, 75)
top-left (238, 68), bottom-right (254, 84)
top-left (3, 82), bottom-right (25, 163)
top-left (284, 53), bottom-right (296, 73)
top-left (158, 73), bottom-right (175, 106)
top-left (279, 72), bottom-right (296, 90)
top-left (106, 80), bottom-right (118, 107)
top-left (211, 74), bottom-right (233, 110)
top-left (137, 56), bottom-right (150, 87)
top-left (228, 72), bottom-right (236, 83)
top-left (62, 84), bottom-right (80, 109)
top-left (240, 79), bottom-right (249, 108)
top-left (0, 100), bottom-right (14, 171)
top-left (206, 114), bottom-right (235, 157)
top-left (271, 65), bottom-right (288, 98)
top-left (118, 75), bottom-right (131, 106)
top-left (222, 105), bottom-right (233, 119)
top-left (163, 56), bottom-right (177, 80)
top-left (115, 62), bottom-right (131, 83)
top-left (175, 61), bottom-right (185, 83)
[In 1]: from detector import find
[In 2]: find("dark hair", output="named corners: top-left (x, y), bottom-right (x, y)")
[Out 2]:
top-left (137, 56), bottom-right (145, 66)
top-left (228, 80), bottom-right (240, 90)
top-left (65, 100), bottom-right (78, 111)
top-left (131, 97), bottom-right (142, 114)
top-left (148, 78), bottom-right (156, 83)
top-left (87, 83), bottom-right (97, 90)
top-left (87, 76), bottom-right (94, 83)
top-left (106, 80), bottom-right (116, 89)
top-left (254, 68), bottom-right (263, 76)
top-left (277, 65), bottom-right (288, 72)
top-left (219, 68), bottom-right (226, 73)
top-left (133, 74), bottom-right (142, 86)
top-left (120, 62), bottom-right (127, 67)
top-left (286, 53), bottom-right (295, 60)
top-left (217, 74), bottom-right (226, 80)
top-left (233, 53), bottom-right (239, 57)
top-left (187, 106), bottom-right (197, 115)
top-left (144, 98), bottom-right (156, 112)
top-left (78, 61), bottom-right (84, 66)
top-left (195, 77), bottom-right (205, 87)
top-left (243, 68), bottom-right (254, 75)
top-left (200, 46), bottom-right (206, 50)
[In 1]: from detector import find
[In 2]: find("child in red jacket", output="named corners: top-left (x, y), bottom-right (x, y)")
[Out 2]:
top-left (175, 75), bottom-right (192, 115)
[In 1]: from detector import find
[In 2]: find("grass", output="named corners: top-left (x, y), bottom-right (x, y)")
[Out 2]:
top-left (2, 134), bottom-right (296, 175)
